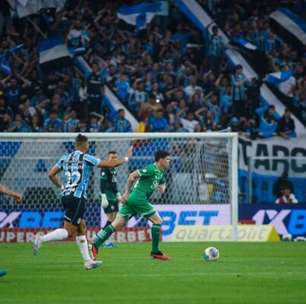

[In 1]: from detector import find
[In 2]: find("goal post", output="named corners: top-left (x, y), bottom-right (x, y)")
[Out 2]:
top-left (0, 132), bottom-right (238, 240)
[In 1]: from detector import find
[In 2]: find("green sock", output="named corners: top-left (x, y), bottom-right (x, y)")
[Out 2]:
top-left (94, 225), bottom-right (115, 248)
top-left (151, 224), bottom-right (161, 253)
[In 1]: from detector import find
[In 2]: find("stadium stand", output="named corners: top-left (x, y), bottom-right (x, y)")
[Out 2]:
top-left (0, 0), bottom-right (305, 138)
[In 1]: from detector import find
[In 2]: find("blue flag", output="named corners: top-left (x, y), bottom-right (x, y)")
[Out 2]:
top-left (117, 2), bottom-right (163, 30)
top-left (265, 71), bottom-right (292, 85)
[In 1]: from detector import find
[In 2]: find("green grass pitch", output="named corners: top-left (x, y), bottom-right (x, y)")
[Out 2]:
top-left (0, 242), bottom-right (306, 304)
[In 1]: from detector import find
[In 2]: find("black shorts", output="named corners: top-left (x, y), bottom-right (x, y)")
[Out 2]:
top-left (62, 194), bottom-right (86, 226)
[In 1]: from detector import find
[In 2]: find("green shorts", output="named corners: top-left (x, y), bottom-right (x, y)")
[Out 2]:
top-left (118, 192), bottom-right (156, 219)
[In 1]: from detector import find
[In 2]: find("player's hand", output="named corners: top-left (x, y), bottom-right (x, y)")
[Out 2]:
top-left (13, 192), bottom-right (23, 202)
top-left (126, 146), bottom-right (133, 160)
top-left (158, 185), bottom-right (166, 193)
top-left (120, 192), bottom-right (128, 203)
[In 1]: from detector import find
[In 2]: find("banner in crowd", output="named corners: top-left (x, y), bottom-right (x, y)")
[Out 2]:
top-left (270, 8), bottom-right (306, 45)
top-left (239, 204), bottom-right (306, 237)
top-left (8, 0), bottom-right (66, 18)
top-left (239, 136), bottom-right (306, 176)
top-left (239, 136), bottom-right (306, 204)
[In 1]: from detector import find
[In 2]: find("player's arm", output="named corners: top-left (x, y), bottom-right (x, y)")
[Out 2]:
top-left (158, 184), bottom-right (166, 193)
top-left (0, 184), bottom-right (22, 202)
top-left (120, 170), bottom-right (140, 203)
top-left (98, 146), bottom-right (133, 168)
top-left (48, 166), bottom-right (63, 189)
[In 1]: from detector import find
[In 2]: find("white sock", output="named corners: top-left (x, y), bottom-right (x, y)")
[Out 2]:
top-left (41, 228), bottom-right (68, 243)
top-left (76, 235), bottom-right (91, 262)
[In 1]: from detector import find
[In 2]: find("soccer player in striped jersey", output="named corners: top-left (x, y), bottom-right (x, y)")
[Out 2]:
top-left (0, 184), bottom-right (22, 277)
top-left (33, 134), bottom-right (132, 270)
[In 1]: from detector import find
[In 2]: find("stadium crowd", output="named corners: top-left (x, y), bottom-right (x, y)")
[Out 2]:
top-left (201, 0), bottom-right (306, 128)
top-left (0, 0), bottom-right (302, 138)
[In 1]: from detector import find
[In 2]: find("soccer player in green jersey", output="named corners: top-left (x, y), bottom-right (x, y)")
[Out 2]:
top-left (100, 150), bottom-right (121, 247)
top-left (92, 150), bottom-right (170, 260)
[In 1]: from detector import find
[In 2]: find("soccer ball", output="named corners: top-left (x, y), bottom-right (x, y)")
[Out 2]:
top-left (203, 247), bottom-right (219, 261)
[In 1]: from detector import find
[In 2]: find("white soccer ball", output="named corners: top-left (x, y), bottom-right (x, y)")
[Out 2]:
top-left (203, 247), bottom-right (219, 261)
top-left (282, 234), bottom-right (292, 241)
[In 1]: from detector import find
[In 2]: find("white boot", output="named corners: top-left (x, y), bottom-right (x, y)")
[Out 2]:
top-left (84, 260), bottom-right (103, 270)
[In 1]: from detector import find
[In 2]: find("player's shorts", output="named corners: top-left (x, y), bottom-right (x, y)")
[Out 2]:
top-left (118, 192), bottom-right (156, 219)
top-left (102, 190), bottom-right (119, 214)
top-left (62, 194), bottom-right (86, 226)
top-left (103, 199), bottom-right (119, 214)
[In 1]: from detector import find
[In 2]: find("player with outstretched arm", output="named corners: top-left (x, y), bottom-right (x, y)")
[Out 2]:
top-left (32, 134), bottom-right (132, 270)
top-left (92, 150), bottom-right (170, 261)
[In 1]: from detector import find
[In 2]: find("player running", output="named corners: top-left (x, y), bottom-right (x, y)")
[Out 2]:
top-left (33, 134), bottom-right (132, 270)
top-left (92, 150), bottom-right (170, 261)
top-left (0, 184), bottom-right (22, 277)
top-left (99, 150), bottom-right (121, 248)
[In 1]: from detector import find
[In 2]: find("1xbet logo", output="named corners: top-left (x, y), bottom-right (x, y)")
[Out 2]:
top-left (253, 210), bottom-right (306, 235)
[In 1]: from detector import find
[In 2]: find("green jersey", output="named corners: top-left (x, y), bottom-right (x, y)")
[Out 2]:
top-left (131, 163), bottom-right (166, 199)
top-left (100, 168), bottom-right (118, 195)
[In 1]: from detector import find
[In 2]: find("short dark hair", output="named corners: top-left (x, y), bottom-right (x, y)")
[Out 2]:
top-left (155, 150), bottom-right (170, 161)
top-left (75, 134), bottom-right (88, 145)
top-left (108, 150), bottom-right (117, 155)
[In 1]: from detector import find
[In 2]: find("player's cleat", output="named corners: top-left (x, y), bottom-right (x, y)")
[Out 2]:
top-left (0, 269), bottom-right (7, 277)
top-left (33, 234), bottom-right (42, 255)
top-left (151, 251), bottom-right (170, 260)
top-left (102, 242), bottom-right (118, 248)
top-left (89, 243), bottom-right (99, 260)
top-left (84, 259), bottom-right (102, 270)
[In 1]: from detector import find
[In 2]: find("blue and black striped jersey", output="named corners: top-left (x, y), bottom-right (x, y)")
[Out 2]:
top-left (55, 150), bottom-right (100, 199)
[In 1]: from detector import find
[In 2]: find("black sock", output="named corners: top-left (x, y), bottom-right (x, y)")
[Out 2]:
top-left (103, 221), bottom-right (112, 229)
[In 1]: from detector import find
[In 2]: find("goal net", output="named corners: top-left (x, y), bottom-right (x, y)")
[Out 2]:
top-left (0, 133), bottom-right (238, 240)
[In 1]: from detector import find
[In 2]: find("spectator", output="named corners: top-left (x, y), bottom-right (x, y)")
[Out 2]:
top-left (231, 65), bottom-right (248, 117)
top-left (67, 19), bottom-right (88, 49)
top-left (275, 188), bottom-right (298, 204)
top-left (88, 112), bottom-right (104, 132)
top-left (114, 109), bottom-right (132, 132)
top-left (87, 63), bottom-right (104, 113)
top-left (180, 112), bottom-right (199, 132)
top-left (4, 77), bottom-right (22, 113)
top-left (63, 110), bottom-right (79, 132)
top-left (0, 95), bottom-right (13, 131)
top-left (115, 73), bottom-right (130, 102)
top-left (43, 110), bottom-right (63, 132)
top-left (277, 108), bottom-right (296, 139)
top-left (208, 25), bottom-right (225, 74)
top-left (273, 171), bottom-right (295, 198)
top-left (148, 108), bottom-right (169, 132)
top-left (8, 113), bottom-right (31, 132)
top-left (256, 105), bottom-right (280, 138)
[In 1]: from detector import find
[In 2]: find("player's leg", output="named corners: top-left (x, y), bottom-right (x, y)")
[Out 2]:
top-left (91, 203), bottom-right (133, 258)
top-left (94, 213), bottom-right (125, 249)
top-left (33, 195), bottom-right (77, 255)
top-left (148, 211), bottom-right (170, 260)
top-left (76, 220), bottom-right (102, 270)
top-left (33, 220), bottom-right (75, 255)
